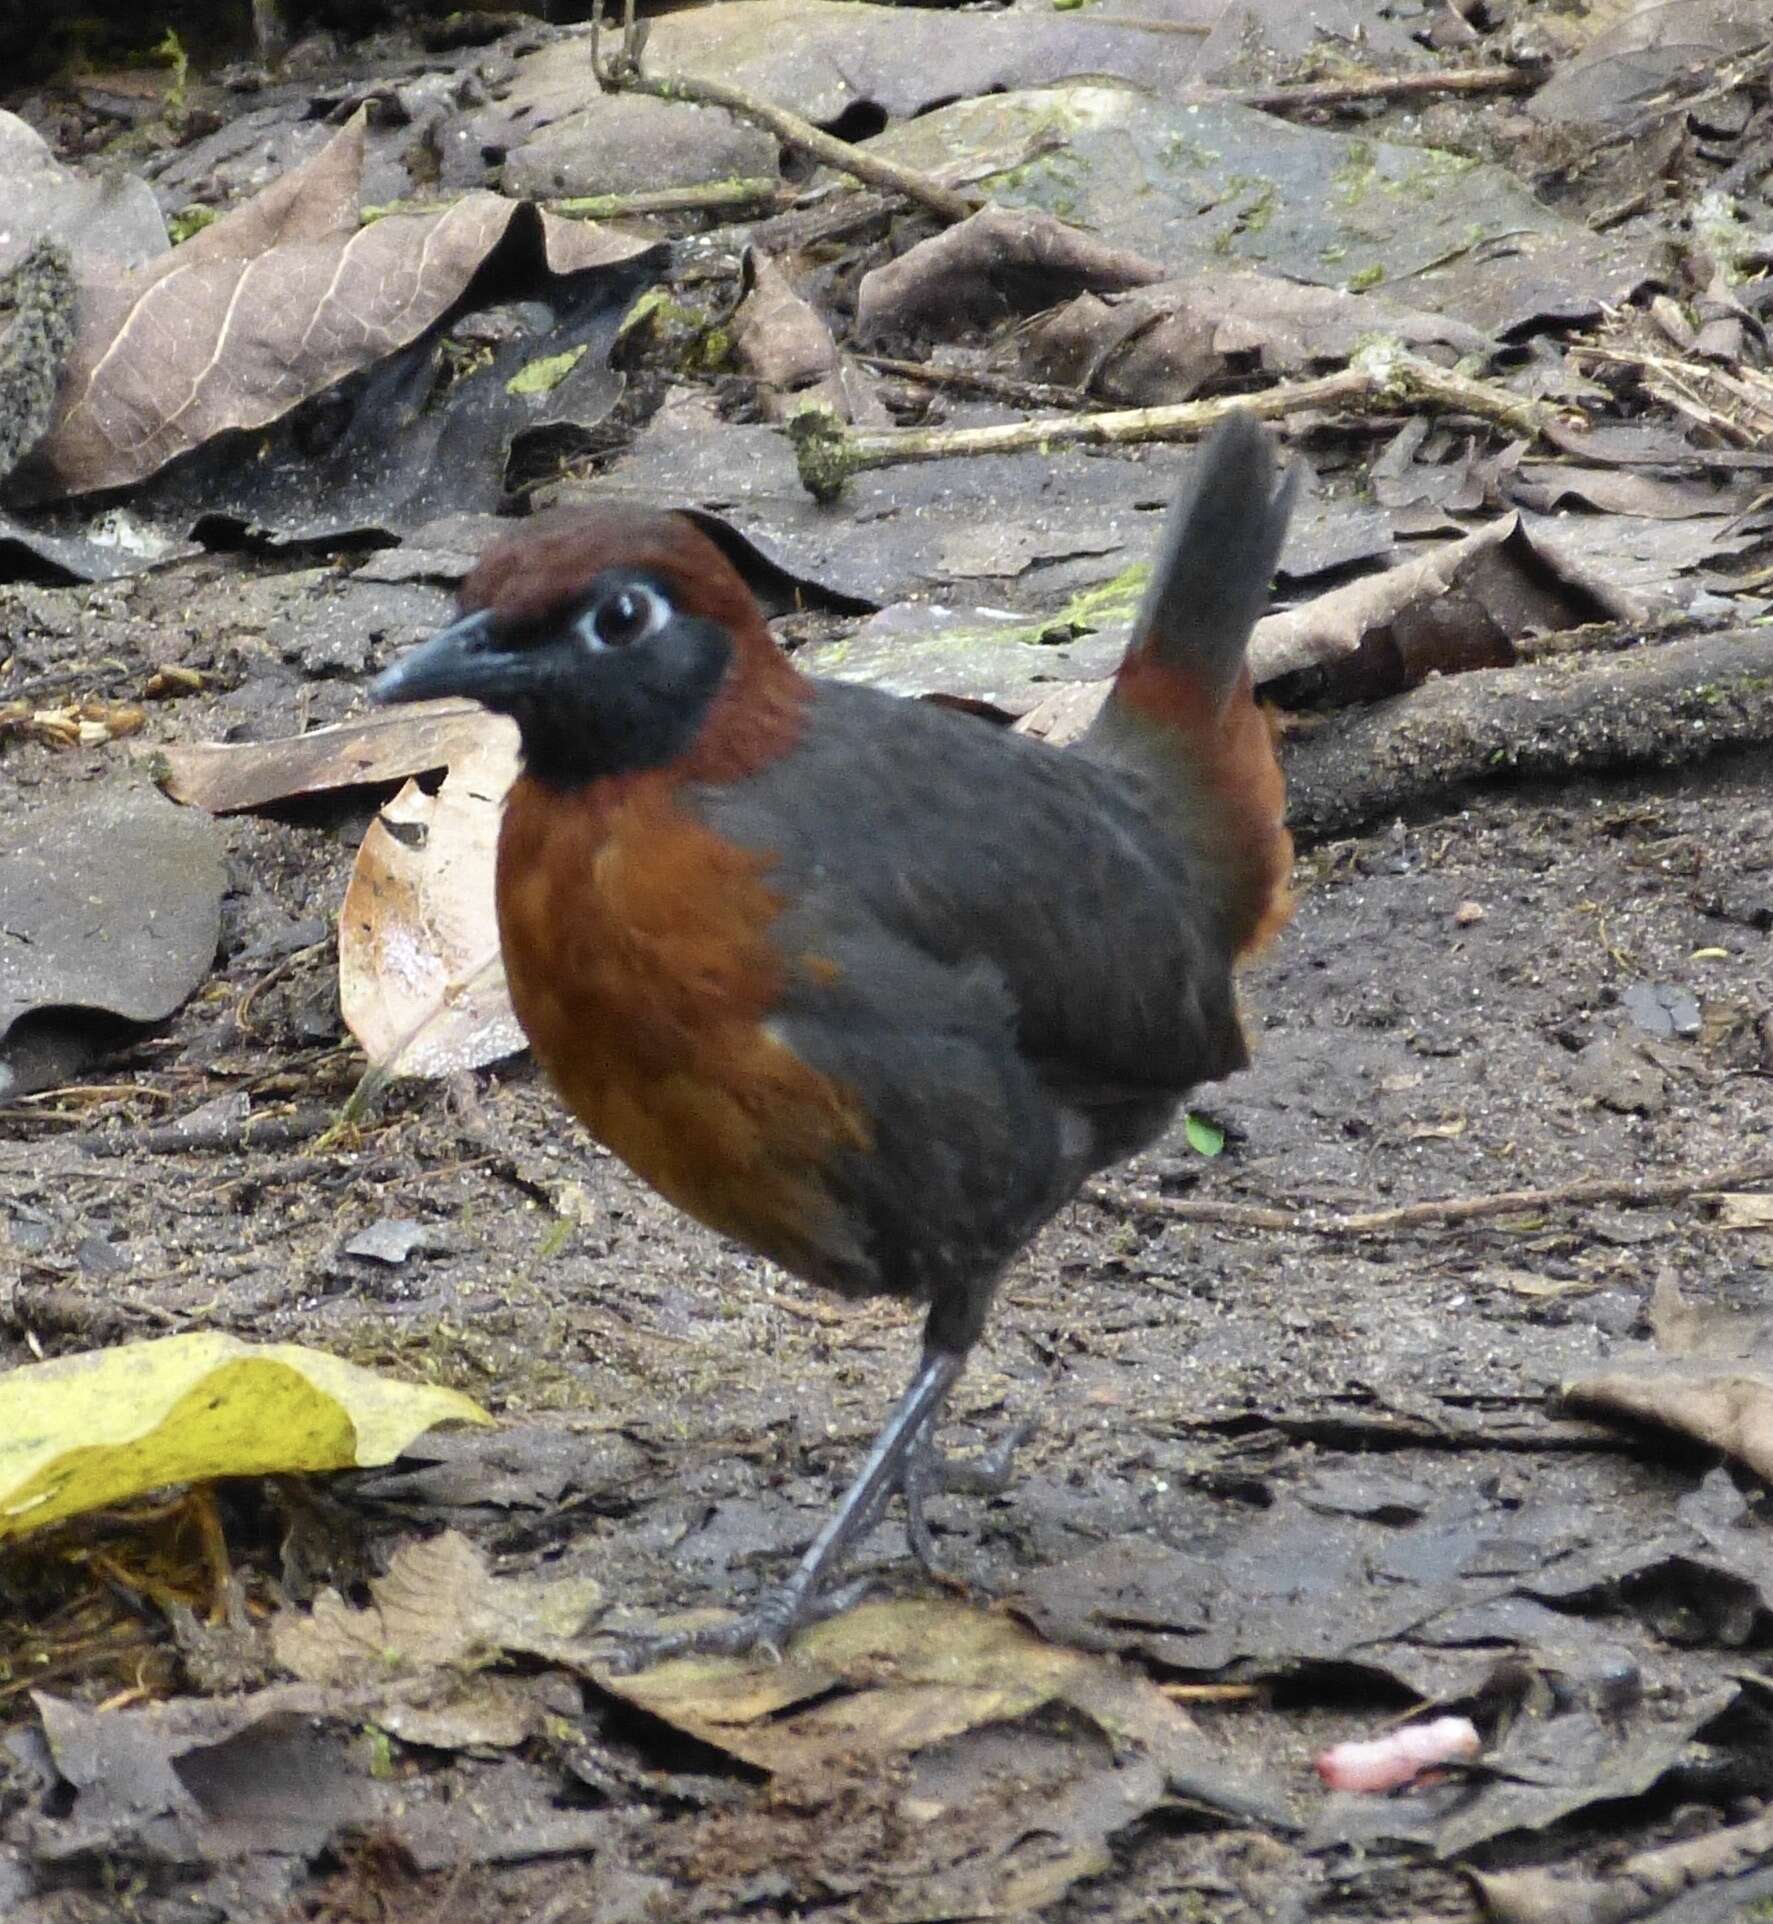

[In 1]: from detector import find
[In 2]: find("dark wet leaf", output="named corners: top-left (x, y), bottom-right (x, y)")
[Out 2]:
top-left (1312, 1678), bottom-right (1741, 1858)
top-left (494, 83), bottom-right (779, 202)
top-left (33, 1686), bottom-right (379, 1865)
top-left (1473, 1801), bottom-right (1773, 1923)
top-left (0, 504), bottom-right (198, 584)
top-left (647, 0), bottom-right (1221, 121)
top-left (0, 778), bottom-right (223, 1088)
top-left (1510, 463), bottom-right (1754, 521)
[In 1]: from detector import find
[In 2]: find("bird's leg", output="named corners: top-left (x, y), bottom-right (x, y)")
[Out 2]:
top-left (610, 1346), bottom-right (967, 1672)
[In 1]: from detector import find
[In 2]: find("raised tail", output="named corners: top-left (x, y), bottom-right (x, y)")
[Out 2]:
top-left (1083, 412), bottom-right (1298, 961)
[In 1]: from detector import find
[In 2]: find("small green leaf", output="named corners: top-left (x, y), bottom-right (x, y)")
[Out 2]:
top-left (168, 205), bottom-right (220, 245)
top-left (507, 346), bottom-right (588, 396)
top-left (1184, 1113), bottom-right (1224, 1158)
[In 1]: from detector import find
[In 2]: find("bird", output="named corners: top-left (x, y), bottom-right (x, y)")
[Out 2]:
top-left (372, 413), bottom-right (1297, 1665)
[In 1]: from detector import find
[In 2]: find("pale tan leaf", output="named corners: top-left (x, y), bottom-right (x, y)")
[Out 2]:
top-left (160, 699), bottom-right (489, 813)
top-left (338, 722), bottom-right (525, 1077)
top-left (594, 1598), bottom-right (1093, 1774)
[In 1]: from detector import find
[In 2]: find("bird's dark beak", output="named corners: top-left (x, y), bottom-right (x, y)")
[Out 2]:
top-left (371, 610), bottom-right (507, 707)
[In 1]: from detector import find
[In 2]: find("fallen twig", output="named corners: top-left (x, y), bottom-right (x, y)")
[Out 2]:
top-left (1229, 63), bottom-right (1539, 114)
top-left (80, 1103), bottom-right (339, 1157)
top-left (591, 0), bottom-right (976, 224)
top-left (552, 179), bottom-right (788, 222)
top-left (787, 351), bottom-right (1563, 500)
top-left (856, 353), bottom-right (1092, 413)
top-left (1088, 1159), bottom-right (1773, 1237)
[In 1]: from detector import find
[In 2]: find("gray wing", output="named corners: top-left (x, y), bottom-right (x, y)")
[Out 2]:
top-left (693, 679), bottom-right (1249, 1103)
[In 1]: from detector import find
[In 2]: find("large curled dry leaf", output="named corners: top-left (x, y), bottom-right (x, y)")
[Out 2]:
top-left (339, 721), bottom-right (526, 1076)
top-left (34, 112), bottom-right (649, 499)
top-left (0, 1333), bottom-right (491, 1541)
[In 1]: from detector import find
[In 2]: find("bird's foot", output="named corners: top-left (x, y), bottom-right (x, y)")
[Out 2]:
top-left (607, 1399), bottom-right (1037, 1672)
top-left (902, 1416), bottom-right (1035, 1575)
top-left (605, 1571), bottom-right (877, 1674)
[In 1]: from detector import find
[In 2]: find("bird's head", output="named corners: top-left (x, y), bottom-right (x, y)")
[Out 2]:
top-left (372, 508), bottom-right (804, 789)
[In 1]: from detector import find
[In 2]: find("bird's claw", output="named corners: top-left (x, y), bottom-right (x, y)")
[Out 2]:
top-left (607, 1573), bottom-right (880, 1674)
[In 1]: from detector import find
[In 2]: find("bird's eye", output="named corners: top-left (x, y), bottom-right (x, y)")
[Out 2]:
top-left (582, 584), bottom-right (669, 651)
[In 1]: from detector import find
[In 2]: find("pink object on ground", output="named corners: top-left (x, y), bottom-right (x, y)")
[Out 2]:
top-left (1315, 1715), bottom-right (1483, 1793)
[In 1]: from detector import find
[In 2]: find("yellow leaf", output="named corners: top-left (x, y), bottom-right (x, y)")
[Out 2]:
top-left (0, 1333), bottom-right (492, 1541)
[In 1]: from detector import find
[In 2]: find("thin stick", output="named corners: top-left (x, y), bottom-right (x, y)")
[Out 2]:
top-left (1086, 1159), bottom-right (1773, 1238)
top-left (590, 0), bottom-right (975, 225)
top-left (551, 179), bottom-right (787, 221)
top-left (787, 353), bottom-right (1562, 500)
top-left (1228, 64), bottom-right (1538, 113)
top-left (856, 353), bottom-right (1092, 412)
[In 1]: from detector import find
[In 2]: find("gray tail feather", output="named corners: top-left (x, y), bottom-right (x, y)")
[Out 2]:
top-left (1126, 412), bottom-right (1297, 713)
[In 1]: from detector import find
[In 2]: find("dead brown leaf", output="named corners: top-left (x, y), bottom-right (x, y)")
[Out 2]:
top-left (1564, 1275), bottom-right (1773, 1484)
top-left (856, 205), bottom-right (1164, 343)
top-left (273, 1529), bottom-right (601, 1687)
top-left (732, 251), bottom-right (886, 425)
top-left (160, 698), bottom-right (489, 813)
top-left (1024, 272), bottom-right (1489, 405)
top-left (734, 252), bottom-right (838, 392)
top-left (1717, 1194), bottom-right (1773, 1230)
top-left (1249, 514), bottom-right (1647, 698)
top-left (34, 113), bottom-right (649, 499)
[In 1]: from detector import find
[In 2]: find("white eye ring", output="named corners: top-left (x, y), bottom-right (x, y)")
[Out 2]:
top-left (579, 583), bottom-right (670, 651)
